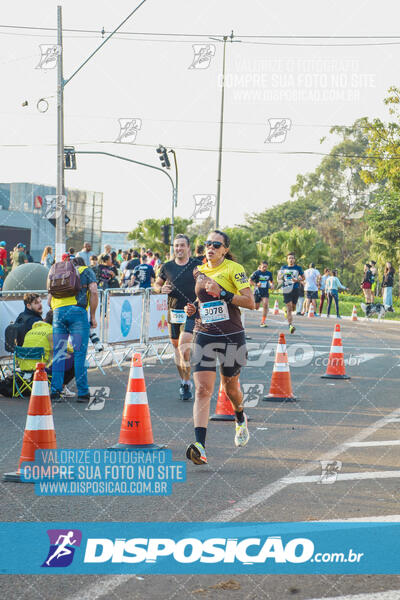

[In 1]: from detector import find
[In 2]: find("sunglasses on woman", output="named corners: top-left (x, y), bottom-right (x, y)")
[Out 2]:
top-left (204, 240), bottom-right (225, 249)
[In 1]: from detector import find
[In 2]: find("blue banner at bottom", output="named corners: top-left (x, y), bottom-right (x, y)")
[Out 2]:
top-left (1, 522), bottom-right (399, 574)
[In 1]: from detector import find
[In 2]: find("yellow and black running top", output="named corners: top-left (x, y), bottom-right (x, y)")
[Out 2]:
top-left (194, 259), bottom-right (250, 335)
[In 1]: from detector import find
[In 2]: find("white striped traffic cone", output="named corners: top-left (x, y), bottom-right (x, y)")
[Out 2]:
top-left (321, 324), bottom-right (350, 380)
top-left (351, 305), bottom-right (358, 321)
top-left (263, 333), bottom-right (296, 401)
top-left (4, 363), bottom-right (57, 483)
top-left (109, 353), bottom-right (164, 450)
top-left (273, 300), bottom-right (280, 315)
top-left (308, 302), bottom-right (315, 318)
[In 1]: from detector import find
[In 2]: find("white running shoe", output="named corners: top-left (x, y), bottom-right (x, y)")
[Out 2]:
top-left (235, 413), bottom-right (249, 447)
top-left (63, 386), bottom-right (76, 398)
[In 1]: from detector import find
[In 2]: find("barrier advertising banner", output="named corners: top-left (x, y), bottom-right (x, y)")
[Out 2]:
top-left (107, 294), bottom-right (143, 343)
top-left (147, 294), bottom-right (169, 339)
top-left (0, 298), bottom-right (51, 358)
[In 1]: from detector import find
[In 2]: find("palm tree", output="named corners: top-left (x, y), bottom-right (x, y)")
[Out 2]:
top-left (258, 227), bottom-right (330, 271)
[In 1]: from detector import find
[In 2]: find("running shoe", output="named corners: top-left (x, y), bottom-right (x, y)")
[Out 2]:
top-left (186, 442), bottom-right (207, 465)
top-left (181, 383), bottom-right (193, 401)
top-left (63, 386), bottom-right (76, 398)
top-left (259, 322), bottom-right (268, 328)
top-left (289, 324), bottom-right (296, 334)
top-left (283, 307), bottom-right (287, 318)
top-left (235, 413), bottom-right (249, 447)
top-left (50, 391), bottom-right (66, 403)
top-left (77, 393), bottom-right (90, 403)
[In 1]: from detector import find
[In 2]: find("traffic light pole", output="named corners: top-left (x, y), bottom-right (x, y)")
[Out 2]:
top-left (55, 1), bottom-right (148, 261)
top-left (73, 150), bottom-right (176, 253)
top-left (55, 6), bottom-right (65, 261)
top-left (215, 35), bottom-right (227, 230)
top-left (169, 149), bottom-right (178, 257)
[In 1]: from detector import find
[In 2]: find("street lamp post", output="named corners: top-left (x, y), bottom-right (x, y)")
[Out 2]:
top-left (55, 6), bottom-right (65, 261)
top-left (215, 35), bottom-right (227, 230)
top-left (212, 31), bottom-right (239, 229)
top-left (169, 149), bottom-right (178, 257)
top-left (55, 1), bottom-right (148, 261)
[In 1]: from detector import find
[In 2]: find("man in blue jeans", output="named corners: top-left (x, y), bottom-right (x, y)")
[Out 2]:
top-left (48, 257), bottom-right (98, 403)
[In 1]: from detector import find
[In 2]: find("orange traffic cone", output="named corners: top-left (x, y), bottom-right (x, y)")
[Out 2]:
top-left (4, 363), bottom-right (57, 482)
top-left (263, 333), bottom-right (296, 401)
top-left (321, 324), bottom-right (350, 380)
top-left (210, 380), bottom-right (237, 421)
top-left (273, 300), bottom-right (280, 315)
top-left (308, 302), bottom-right (315, 318)
top-left (351, 305), bottom-right (358, 321)
top-left (110, 353), bottom-right (164, 450)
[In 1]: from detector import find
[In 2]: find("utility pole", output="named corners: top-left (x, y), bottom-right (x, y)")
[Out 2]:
top-left (213, 31), bottom-right (238, 230)
top-left (215, 35), bottom-right (228, 230)
top-left (55, 1), bottom-right (148, 261)
top-left (55, 6), bottom-right (65, 261)
top-left (169, 149), bottom-right (178, 257)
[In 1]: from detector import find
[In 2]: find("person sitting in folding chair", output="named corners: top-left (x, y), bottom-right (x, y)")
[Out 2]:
top-left (16, 310), bottom-right (75, 399)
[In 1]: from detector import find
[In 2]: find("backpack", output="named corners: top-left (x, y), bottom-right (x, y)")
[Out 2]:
top-left (4, 313), bottom-right (30, 353)
top-left (47, 261), bottom-right (81, 298)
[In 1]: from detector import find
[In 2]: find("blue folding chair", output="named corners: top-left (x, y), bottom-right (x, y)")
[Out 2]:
top-left (12, 347), bottom-right (45, 398)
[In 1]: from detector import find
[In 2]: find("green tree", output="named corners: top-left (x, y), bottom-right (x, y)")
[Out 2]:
top-left (366, 189), bottom-right (400, 262)
top-left (258, 227), bottom-right (329, 273)
top-left (223, 227), bottom-right (259, 274)
top-left (128, 217), bottom-right (193, 256)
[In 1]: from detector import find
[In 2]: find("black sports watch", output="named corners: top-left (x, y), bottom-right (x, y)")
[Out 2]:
top-left (219, 288), bottom-right (234, 303)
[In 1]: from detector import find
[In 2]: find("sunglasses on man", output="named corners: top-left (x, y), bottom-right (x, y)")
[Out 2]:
top-left (204, 240), bottom-right (225, 249)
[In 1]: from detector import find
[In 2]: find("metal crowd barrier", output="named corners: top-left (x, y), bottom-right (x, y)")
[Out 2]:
top-left (0, 287), bottom-right (174, 373)
top-left (142, 289), bottom-right (172, 362)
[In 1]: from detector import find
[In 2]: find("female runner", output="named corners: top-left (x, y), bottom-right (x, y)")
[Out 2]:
top-left (184, 230), bottom-right (255, 465)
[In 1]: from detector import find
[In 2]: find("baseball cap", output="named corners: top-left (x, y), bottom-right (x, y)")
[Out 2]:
top-left (62, 253), bottom-right (70, 261)
top-left (17, 242), bottom-right (24, 248)
top-left (0, 241), bottom-right (5, 247)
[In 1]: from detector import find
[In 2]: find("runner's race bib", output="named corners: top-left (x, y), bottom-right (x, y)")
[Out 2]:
top-left (199, 300), bottom-right (229, 324)
top-left (281, 270), bottom-right (296, 294)
top-left (260, 281), bottom-right (268, 288)
top-left (170, 309), bottom-right (187, 324)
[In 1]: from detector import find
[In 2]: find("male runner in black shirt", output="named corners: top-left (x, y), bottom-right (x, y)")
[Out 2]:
top-left (154, 234), bottom-right (201, 401)
top-left (250, 261), bottom-right (274, 327)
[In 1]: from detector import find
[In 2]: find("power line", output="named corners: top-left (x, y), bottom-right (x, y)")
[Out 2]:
top-left (2, 24), bottom-right (400, 46)
top-left (0, 140), bottom-right (397, 160)
top-left (1, 25), bottom-right (400, 38)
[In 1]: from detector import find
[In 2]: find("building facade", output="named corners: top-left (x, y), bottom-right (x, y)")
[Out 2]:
top-left (101, 231), bottom-right (132, 252)
top-left (0, 183), bottom-right (103, 261)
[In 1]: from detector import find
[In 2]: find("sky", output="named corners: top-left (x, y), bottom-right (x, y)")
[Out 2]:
top-left (0, 0), bottom-right (399, 232)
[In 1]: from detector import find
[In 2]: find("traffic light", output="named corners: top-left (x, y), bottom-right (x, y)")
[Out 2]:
top-left (48, 215), bottom-right (70, 227)
top-left (162, 224), bottom-right (170, 246)
top-left (64, 146), bottom-right (76, 170)
top-left (156, 145), bottom-right (170, 169)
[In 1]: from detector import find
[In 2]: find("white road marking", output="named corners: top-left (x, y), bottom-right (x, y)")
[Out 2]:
top-left (344, 441), bottom-right (400, 447)
top-left (282, 471), bottom-right (400, 484)
top-left (66, 576), bottom-right (138, 600)
top-left (211, 406), bottom-right (400, 522)
top-left (306, 590), bottom-right (400, 600)
top-left (313, 345), bottom-right (400, 352)
top-left (315, 515), bottom-right (400, 522)
top-left (65, 410), bottom-right (400, 600)
top-left (345, 353), bottom-right (383, 364)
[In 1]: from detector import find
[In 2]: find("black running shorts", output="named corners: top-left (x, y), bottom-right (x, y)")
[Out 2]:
top-left (168, 316), bottom-right (195, 340)
top-left (283, 288), bottom-right (300, 306)
top-left (191, 330), bottom-right (247, 377)
top-left (306, 290), bottom-right (318, 300)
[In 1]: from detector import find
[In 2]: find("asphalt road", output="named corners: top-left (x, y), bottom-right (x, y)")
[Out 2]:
top-left (1, 310), bottom-right (400, 599)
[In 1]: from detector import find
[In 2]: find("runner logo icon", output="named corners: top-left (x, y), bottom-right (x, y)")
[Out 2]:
top-left (121, 299), bottom-right (132, 337)
top-left (42, 529), bottom-right (82, 568)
